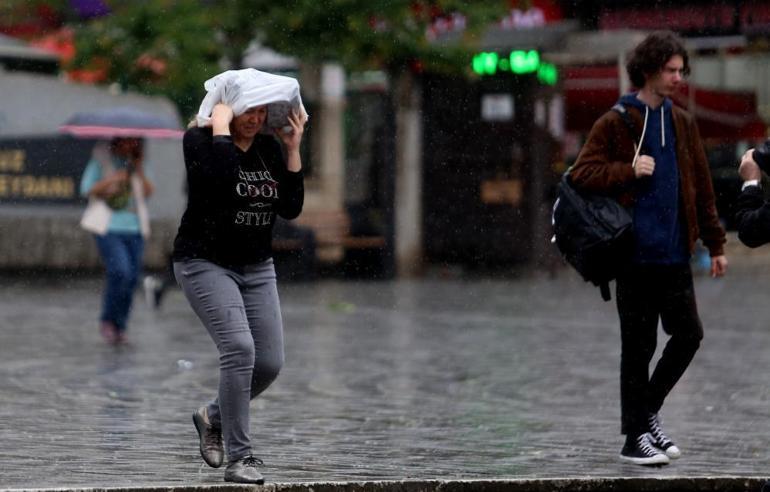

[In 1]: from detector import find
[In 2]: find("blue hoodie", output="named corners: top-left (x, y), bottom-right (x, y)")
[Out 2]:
top-left (618, 93), bottom-right (688, 265)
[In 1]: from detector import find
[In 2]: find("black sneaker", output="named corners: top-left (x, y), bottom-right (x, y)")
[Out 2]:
top-left (192, 406), bottom-right (224, 468)
top-left (224, 455), bottom-right (264, 484)
top-left (620, 432), bottom-right (670, 466)
top-left (648, 413), bottom-right (681, 459)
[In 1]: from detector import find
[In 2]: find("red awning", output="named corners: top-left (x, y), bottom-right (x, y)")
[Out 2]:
top-left (564, 65), bottom-right (767, 141)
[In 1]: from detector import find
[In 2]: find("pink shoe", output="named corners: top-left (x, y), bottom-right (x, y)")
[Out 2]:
top-left (99, 322), bottom-right (119, 344)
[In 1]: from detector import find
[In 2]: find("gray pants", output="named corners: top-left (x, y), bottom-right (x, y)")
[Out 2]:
top-left (174, 258), bottom-right (284, 461)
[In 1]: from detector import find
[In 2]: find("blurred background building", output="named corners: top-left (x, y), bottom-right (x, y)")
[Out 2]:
top-left (1, 0), bottom-right (768, 278)
top-left (0, 30), bottom-right (185, 271)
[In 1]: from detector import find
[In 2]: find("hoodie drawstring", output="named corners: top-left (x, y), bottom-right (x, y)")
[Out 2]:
top-left (632, 106), bottom-right (649, 169)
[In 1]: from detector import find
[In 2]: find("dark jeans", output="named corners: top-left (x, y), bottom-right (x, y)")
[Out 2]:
top-left (95, 232), bottom-right (144, 332)
top-left (616, 263), bottom-right (703, 435)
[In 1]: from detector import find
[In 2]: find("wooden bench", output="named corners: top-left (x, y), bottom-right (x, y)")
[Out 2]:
top-left (271, 209), bottom-right (388, 278)
top-left (271, 238), bottom-right (304, 251)
top-left (291, 209), bottom-right (386, 262)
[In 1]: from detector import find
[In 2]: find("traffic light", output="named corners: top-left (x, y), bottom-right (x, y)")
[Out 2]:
top-left (472, 50), bottom-right (558, 86)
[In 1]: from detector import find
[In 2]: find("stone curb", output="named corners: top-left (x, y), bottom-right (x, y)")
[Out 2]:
top-left (3, 477), bottom-right (769, 492)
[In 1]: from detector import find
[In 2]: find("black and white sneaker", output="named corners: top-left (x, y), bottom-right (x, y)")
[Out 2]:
top-left (648, 413), bottom-right (681, 459)
top-left (620, 432), bottom-right (670, 466)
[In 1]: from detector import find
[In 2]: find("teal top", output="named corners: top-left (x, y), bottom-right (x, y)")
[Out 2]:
top-left (79, 155), bottom-right (151, 234)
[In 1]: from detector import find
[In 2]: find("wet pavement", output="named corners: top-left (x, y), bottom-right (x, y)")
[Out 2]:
top-left (2, 263), bottom-right (770, 489)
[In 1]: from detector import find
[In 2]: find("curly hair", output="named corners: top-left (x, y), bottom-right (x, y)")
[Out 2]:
top-left (626, 31), bottom-right (689, 89)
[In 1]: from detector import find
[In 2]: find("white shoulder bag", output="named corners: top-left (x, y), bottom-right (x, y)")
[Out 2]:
top-left (80, 197), bottom-right (112, 235)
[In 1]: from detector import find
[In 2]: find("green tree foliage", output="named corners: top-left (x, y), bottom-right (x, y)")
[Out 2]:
top-left (248, 0), bottom-right (509, 74)
top-left (9, 1), bottom-right (509, 117)
top-left (69, 0), bottom-right (220, 117)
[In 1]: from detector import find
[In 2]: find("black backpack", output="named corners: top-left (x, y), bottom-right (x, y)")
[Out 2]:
top-left (551, 104), bottom-right (637, 301)
top-left (551, 173), bottom-right (633, 301)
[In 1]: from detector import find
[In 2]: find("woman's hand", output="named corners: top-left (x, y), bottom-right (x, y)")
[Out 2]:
top-left (128, 159), bottom-right (154, 197)
top-left (107, 170), bottom-right (130, 196)
top-left (275, 109), bottom-right (307, 153)
top-left (91, 169), bottom-right (129, 198)
top-left (211, 103), bottom-right (234, 136)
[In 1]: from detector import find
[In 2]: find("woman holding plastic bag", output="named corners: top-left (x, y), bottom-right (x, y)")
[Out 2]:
top-left (79, 137), bottom-right (153, 345)
top-left (172, 69), bottom-right (307, 484)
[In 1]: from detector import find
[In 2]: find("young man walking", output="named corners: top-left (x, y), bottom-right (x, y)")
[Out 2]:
top-left (570, 31), bottom-right (727, 466)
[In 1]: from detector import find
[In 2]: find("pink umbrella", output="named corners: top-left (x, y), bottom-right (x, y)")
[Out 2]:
top-left (60, 106), bottom-right (184, 139)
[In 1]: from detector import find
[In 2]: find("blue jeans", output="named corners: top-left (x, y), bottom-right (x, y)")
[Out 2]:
top-left (95, 232), bottom-right (144, 332)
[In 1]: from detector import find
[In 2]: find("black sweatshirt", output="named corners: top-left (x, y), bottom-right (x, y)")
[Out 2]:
top-left (172, 126), bottom-right (304, 269)
top-left (735, 185), bottom-right (770, 248)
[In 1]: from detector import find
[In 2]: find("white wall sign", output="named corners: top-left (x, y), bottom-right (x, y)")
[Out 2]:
top-left (481, 94), bottom-right (514, 122)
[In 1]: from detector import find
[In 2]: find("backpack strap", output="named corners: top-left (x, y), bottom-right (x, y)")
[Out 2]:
top-left (611, 103), bottom-right (639, 142)
top-left (613, 102), bottom-right (648, 168)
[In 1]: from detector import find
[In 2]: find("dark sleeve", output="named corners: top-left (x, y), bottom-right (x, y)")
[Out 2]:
top-left (687, 116), bottom-right (725, 256)
top-left (276, 169), bottom-right (304, 220)
top-left (736, 186), bottom-right (770, 248)
top-left (183, 128), bottom-right (240, 185)
top-left (272, 139), bottom-right (303, 219)
top-left (569, 113), bottom-right (636, 195)
top-left (257, 136), bottom-right (303, 219)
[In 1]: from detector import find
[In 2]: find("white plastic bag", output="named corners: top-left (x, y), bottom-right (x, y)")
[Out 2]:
top-left (195, 69), bottom-right (308, 133)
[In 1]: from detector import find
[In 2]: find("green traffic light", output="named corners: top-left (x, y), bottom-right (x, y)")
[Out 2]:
top-left (472, 50), bottom-right (557, 84)
top-left (538, 62), bottom-right (558, 86)
top-left (509, 50), bottom-right (539, 74)
top-left (472, 53), bottom-right (486, 75)
top-left (473, 52), bottom-right (499, 75)
top-left (473, 50), bottom-right (540, 75)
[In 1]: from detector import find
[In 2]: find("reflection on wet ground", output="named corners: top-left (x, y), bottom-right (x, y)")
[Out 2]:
top-left (1, 268), bottom-right (770, 488)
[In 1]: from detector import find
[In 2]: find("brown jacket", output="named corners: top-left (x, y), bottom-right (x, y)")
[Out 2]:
top-left (570, 103), bottom-right (726, 257)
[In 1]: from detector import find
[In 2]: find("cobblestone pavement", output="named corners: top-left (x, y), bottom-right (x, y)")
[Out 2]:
top-left (2, 264), bottom-right (770, 489)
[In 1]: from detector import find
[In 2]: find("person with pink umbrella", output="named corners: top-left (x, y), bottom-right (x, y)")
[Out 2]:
top-left (79, 137), bottom-right (154, 344)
